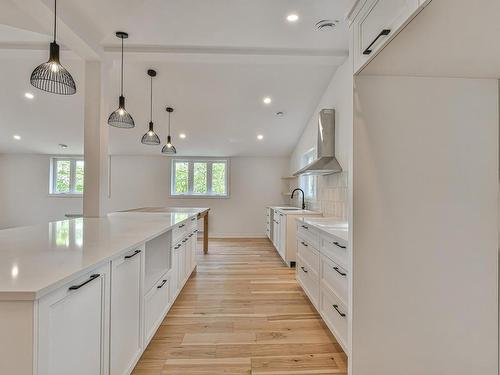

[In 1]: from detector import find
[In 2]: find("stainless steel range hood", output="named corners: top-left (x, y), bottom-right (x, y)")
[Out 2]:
top-left (293, 109), bottom-right (342, 176)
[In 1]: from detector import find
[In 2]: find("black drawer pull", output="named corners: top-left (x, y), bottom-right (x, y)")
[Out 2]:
top-left (301, 266), bottom-right (308, 273)
top-left (333, 266), bottom-right (347, 277)
top-left (301, 225), bottom-right (308, 230)
top-left (333, 304), bottom-right (346, 317)
top-left (69, 274), bottom-right (100, 291)
top-left (301, 241), bottom-right (308, 247)
top-left (191, 217), bottom-right (196, 221)
top-left (174, 244), bottom-right (181, 249)
top-left (157, 279), bottom-right (167, 289)
top-left (124, 249), bottom-right (141, 259)
top-left (363, 29), bottom-right (391, 55)
top-left (333, 242), bottom-right (346, 249)
top-left (182, 238), bottom-right (188, 243)
top-left (178, 224), bottom-right (185, 228)
top-left (188, 233), bottom-right (193, 237)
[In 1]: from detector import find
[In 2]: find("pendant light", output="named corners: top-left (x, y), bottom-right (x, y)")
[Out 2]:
top-left (141, 70), bottom-right (161, 145)
top-left (161, 107), bottom-right (177, 154)
top-left (108, 32), bottom-right (135, 128)
top-left (30, 0), bottom-right (76, 95)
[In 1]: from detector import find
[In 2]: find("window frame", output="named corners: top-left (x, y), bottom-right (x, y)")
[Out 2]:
top-left (170, 158), bottom-right (230, 198)
top-left (49, 156), bottom-right (84, 197)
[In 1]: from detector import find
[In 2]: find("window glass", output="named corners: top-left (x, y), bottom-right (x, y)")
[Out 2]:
top-left (75, 161), bottom-right (85, 193)
top-left (212, 162), bottom-right (226, 195)
top-left (55, 160), bottom-right (71, 193)
top-left (193, 162), bottom-right (208, 194)
top-left (174, 162), bottom-right (189, 194)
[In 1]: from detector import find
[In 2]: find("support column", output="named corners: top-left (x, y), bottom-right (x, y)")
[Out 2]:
top-left (83, 60), bottom-right (109, 217)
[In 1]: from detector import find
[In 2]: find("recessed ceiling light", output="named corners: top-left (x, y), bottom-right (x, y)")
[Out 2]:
top-left (179, 133), bottom-right (186, 139)
top-left (59, 143), bottom-right (68, 149)
top-left (263, 97), bottom-right (272, 105)
top-left (287, 14), bottom-right (299, 22)
top-left (257, 134), bottom-right (264, 140)
top-left (24, 92), bottom-right (34, 99)
top-left (13, 135), bottom-right (21, 140)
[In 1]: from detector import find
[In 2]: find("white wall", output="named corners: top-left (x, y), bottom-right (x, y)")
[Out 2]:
top-left (0, 154), bottom-right (83, 229)
top-left (352, 75), bottom-right (498, 375)
top-left (288, 58), bottom-right (352, 219)
top-left (106, 155), bottom-right (287, 237)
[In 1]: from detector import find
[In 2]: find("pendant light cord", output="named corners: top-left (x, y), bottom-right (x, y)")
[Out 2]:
top-left (150, 76), bottom-right (153, 122)
top-left (53, 0), bottom-right (57, 42)
top-left (168, 111), bottom-right (171, 135)
top-left (120, 37), bottom-right (124, 95)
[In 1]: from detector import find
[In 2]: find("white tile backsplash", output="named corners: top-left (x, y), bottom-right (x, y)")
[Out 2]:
top-left (300, 171), bottom-right (348, 220)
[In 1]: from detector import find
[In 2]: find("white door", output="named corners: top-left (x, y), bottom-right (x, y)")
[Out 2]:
top-left (110, 248), bottom-right (143, 375)
top-left (37, 265), bottom-right (109, 375)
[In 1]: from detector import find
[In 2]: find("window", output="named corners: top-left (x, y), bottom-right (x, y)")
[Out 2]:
top-left (300, 149), bottom-right (317, 199)
top-left (171, 159), bottom-right (229, 197)
top-left (50, 157), bottom-right (84, 195)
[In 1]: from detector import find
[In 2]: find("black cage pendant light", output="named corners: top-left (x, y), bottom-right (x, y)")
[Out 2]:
top-left (30, 0), bottom-right (76, 95)
top-left (161, 107), bottom-right (177, 154)
top-left (141, 70), bottom-right (161, 145)
top-left (108, 32), bottom-right (135, 128)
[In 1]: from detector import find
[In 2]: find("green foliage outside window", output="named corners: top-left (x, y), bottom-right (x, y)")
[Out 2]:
top-left (56, 160), bottom-right (71, 193)
top-left (193, 163), bottom-right (207, 194)
top-left (175, 162), bottom-right (189, 193)
top-left (212, 162), bottom-right (226, 195)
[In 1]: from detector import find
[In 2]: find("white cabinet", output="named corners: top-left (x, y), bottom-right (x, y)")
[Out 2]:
top-left (278, 213), bottom-right (286, 258)
top-left (144, 274), bottom-right (169, 345)
top-left (351, 0), bottom-right (419, 73)
top-left (37, 264), bottom-right (110, 375)
top-left (110, 248), bottom-right (143, 375)
top-left (272, 212), bottom-right (280, 249)
top-left (297, 255), bottom-right (320, 308)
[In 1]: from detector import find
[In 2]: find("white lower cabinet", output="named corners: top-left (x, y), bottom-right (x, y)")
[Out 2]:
top-left (297, 227), bottom-right (350, 355)
top-left (144, 274), bottom-right (169, 345)
top-left (320, 287), bottom-right (348, 350)
top-left (37, 264), bottom-right (110, 375)
top-left (110, 248), bottom-right (143, 375)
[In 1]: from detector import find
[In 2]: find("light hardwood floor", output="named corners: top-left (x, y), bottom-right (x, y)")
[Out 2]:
top-left (132, 238), bottom-right (347, 375)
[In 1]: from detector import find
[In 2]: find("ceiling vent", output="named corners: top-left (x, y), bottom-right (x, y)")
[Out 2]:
top-left (315, 19), bottom-right (339, 30)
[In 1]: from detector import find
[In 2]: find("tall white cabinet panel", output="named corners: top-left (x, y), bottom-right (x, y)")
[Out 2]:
top-left (144, 275), bottom-right (169, 345)
top-left (110, 248), bottom-right (143, 375)
top-left (37, 264), bottom-right (110, 375)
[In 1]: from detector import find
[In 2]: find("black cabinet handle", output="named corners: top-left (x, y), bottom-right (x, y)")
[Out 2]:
top-left (191, 217), bottom-right (196, 221)
top-left (301, 225), bottom-right (308, 230)
top-left (157, 279), bottom-right (167, 289)
top-left (69, 274), bottom-right (100, 290)
top-left (179, 224), bottom-right (185, 228)
top-left (363, 29), bottom-right (391, 55)
top-left (333, 266), bottom-right (347, 277)
top-left (333, 304), bottom-right (346, 317)
top-left (301, 241), bottom-right (308, 247)
top-left (333, 242), bottom-right (346, 249)
top-left (182, 238), bottom-right (188, 243)
top-left (188, 233), bottom-right (193, 237)
top-left (301, 266), bottom-right (308, 273)
top-left (124, 249), bottom-right (141, 259)
top-left (174, 244), bottom-right (181, 249)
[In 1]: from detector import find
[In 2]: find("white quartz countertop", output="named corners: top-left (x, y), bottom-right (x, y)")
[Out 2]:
top-left (0, 208), bottom-right (207, 301)
top-left (267, 206), bottom-right (321, 215)
top-left (296, 217), bottom-right (348, 242)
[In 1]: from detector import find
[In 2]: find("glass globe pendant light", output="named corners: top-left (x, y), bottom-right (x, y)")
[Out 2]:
top-left (30, 0), bottom-right (76, 95)
top-left (108, 32), bottom-right (135, 128)
top-left (141, 70), bottom-right (161, 145)
top-left (161, 107), bottom-right (177, 154)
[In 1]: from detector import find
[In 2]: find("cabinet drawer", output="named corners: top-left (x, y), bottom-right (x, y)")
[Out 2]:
top-left (296, 256), bottom-right (319, 308)
top-left (321, 235), bottom-right (348, 269)
top-left (172, 222), bottom-right (188, 243)
top-left (321, 255), bottom-right (348, 304)
top-left (144, 275), bottom-right (170, 344)
top-left (297, 222), bottom-right (320, 249)
top-left (297, 239), bottom-right (319, 273)
top-left (353, 0), bottom-right (419, 72)
top-left (320, 287), bottom-right (348, 349)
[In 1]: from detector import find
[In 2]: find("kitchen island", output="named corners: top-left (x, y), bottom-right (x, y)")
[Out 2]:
top-left (0, 208), bottom-right (207, 375)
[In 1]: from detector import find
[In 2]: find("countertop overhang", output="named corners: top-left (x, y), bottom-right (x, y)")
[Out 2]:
top-left (295, 217), bottom-right (348, 242)
top-left (0, 208), bottom-right (208, 301)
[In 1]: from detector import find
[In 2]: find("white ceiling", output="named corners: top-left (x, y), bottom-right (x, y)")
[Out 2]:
top-left (0, 0), bottom-right (352, 156)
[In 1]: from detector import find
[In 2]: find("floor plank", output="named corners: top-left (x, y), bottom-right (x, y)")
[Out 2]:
top-left (132, 238), bottom-right (347, 375)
